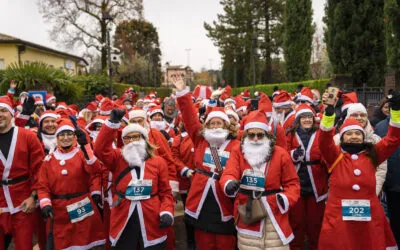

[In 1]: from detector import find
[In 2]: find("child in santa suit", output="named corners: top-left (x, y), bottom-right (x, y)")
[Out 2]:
top-left (37, 119), bottom-right (105, 249)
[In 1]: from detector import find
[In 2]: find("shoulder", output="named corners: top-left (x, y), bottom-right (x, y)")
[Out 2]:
top-left (272, 145), bottom-right (291, 162)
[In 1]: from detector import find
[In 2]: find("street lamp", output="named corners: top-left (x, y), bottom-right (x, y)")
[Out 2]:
top-left (251, 34), bottom-right (257, 94)
top-left (102, 11), bottom-right (113, 97)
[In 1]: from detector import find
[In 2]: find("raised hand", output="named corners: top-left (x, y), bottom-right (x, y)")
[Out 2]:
top-left (110, 109), bottom-right (126, 123)
top-left (10, 80), bottom-right (17, 89)
top-left (21, 97), bottom-right (36, 116)
top-left (170, 74), bottom-right (186, 92)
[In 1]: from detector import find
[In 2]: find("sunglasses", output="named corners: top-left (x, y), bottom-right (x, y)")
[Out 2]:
top-left (247, 133), bottom-right (266, 140)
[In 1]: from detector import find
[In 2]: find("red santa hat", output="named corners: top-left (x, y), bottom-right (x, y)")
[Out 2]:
top-left (55, 109), bottom-right (72, 119)
top-left (346, 103), bottom-right (367, 118)
top-left (235, 97), bottom-right (248, 113)
top-left (149, 90), bottom-right (157, 98)
top-left (244, 110), bottom-right (271, 132)
top-left (0, 96), bottom-right (15, 116)
top-left (257, 92), bottom-right (273, 117)
top-left (86, 102), bottom-right (98, 112)
top-left (121, 123), bottom-right (148, 140)
top-left (39, 110), bottom-right (60, 125)
top-left (56, 102), bottom-right (68, 110)
top-left (311, 89), bottom-right (321, 101)
top-left (341, 92), bottom-right (358, 112)
top-left (339, 118), bottom-right (365, 139)
top-left (205, 107), bottom-right (230, 125)
top-left (225, 108), bottom-right (239, 122)
top-left (55, 119), bottom-right (76, 136)
top-left (272, 90), bottom-right (281, 98)
top-left (129, 107), bottom-right (147, 120)
top-left (85, 116), bottom-right (107, 132)
top-left (136, 98), bottom-right (144, 105)
top-left (149, 105), bottom-right (164, 118)
top-left (122, 113), bottom-right (129, 124)
top-left (99, 98), bottom-right (113, 115)
top-left (241, 89), bottom-right (250, 98)
top-left (295, 104), bottom-right (316, 119)
top-left (45, 94), bottom-right (56, 103)
top-left (95, 94), bottom-right (104, 103)
top-left (297, 87), bottom-right (314, 103)
top-left (224, 97), bottom-right (236, 106)
top-left (143, 95), bottom-right (153, 104)
top-left (273, 91), bottom-right (292, 108)
top-left (193, 85), bottom-right (212, 100)
top-left (35, 97), bottom-right (44, 105)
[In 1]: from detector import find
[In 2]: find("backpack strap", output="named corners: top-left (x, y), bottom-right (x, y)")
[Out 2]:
top-left (328, 153), bottom-right (343, 174)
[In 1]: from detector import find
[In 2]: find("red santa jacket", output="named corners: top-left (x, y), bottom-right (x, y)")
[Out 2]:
top-left (0, 127), bottom-right (44, 214)
top-left (283, 110), bottom-right (296, 132)
top-left (220, 144), bottom-right (300, 245)
top-left (171, 132), bottom-right (195, 193)
top-left (286, 130), bottom-right (328, 202)
top-left (37, 147), bottom-right (105, 249)
top-left (94, 120), bottom-right (174, 247)
top-left (317, 119), bottom-right (400, 250)
top-left (176, 90), bottom-right (239, 222)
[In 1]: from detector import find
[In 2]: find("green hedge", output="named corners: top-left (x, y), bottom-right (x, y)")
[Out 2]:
top-left (113, 82), bottom-right (172, 98)
top-left (232, 79), bottom-right (332, 97)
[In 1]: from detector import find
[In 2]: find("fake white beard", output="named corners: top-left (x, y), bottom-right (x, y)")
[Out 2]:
top-left (242, 137), bottom-right (272, 168)
top-left (41, 133), bottom-right (57, 152)
top-left (121, 139), bottom-right (148, 167)
top-left (272, 110), bottom-right (285, 125)
top-left (203, 128), bottom-right (229, 147)
top-left (150, 120), bottom-right (166, 131)
top-left (90, 131), bottom-right (99, 142)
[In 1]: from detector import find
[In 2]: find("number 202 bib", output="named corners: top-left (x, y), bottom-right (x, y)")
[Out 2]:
top-left (66, 197), bottom-right (94, 223)
top-left (342, 199), bottom-right (371, 221)
top-left (125, 179), bottom-right (152, 201)
top-left (240, 169), bottom-right (265, 192)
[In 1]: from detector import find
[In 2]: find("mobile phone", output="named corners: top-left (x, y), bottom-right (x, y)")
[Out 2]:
top-left (250, 99), bottom-right (259, 111)
top-left (327, 87), bottom-right (339, 99)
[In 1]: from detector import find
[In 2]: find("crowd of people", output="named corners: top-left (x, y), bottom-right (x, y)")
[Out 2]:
top-left (0, 76), bottom-right (399, 250)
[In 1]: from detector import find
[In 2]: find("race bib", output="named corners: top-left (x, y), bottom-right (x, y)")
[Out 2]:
top-left (66, 197), bottom-right (94, 223)
top-left (342, 199), bottom-right (371, 221)
top-left (240, 169), bottom-right (265, 192)
top-left (125, 180), bottom-right (152, 201)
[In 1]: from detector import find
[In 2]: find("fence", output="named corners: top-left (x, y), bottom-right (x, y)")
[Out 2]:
top-left (353, 86), bottom-right (385, 107)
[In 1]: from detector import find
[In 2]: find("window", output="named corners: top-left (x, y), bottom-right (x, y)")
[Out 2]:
top-left (0, 59), bottom-right (5, 70)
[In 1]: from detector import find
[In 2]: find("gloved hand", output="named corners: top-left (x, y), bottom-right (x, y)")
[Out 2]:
top-left (159, 213), bottom-right (173, 228)
top-left (388, 91), bottom-right (400, 110)
top-left (75, 128), bottom-right (88, 146)
top-left (292, 146), bottom-right (305, 162)
top-left (277, 194), bottom-right (285, 208)
top-left (92, 194), bottom-right (103, 216)
top-left (21, 97), bottom-right (35, 116)
top-left (324, 105), bottom-right (335, 116)
top-left (109, 109), bottom-right (126, 123)
top-left (41, 205), bottom-right (54, 219)
top-left (184, 169), bottom-right (194, 178)
top-left (225, 180), bottom-right (240, 196)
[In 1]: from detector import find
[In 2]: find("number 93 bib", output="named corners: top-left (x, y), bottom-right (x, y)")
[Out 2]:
top-left (240, 169), bottom-right (265, 192)
top-left (125, 179), bottom-right (152, 201)
top-left (66, 197), bottom-right (94, 223)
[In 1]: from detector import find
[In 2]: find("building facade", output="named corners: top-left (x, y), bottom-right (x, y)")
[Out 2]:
top-left (162, 63), bottom-right (194, 87)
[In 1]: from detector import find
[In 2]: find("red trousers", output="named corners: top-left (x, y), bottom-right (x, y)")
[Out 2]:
top-left (0, 211), bottom-right (34, 250)
top-left (194, 228), bottom-right (236, 250)
top-left (289, 195), bottom-right (325, 250)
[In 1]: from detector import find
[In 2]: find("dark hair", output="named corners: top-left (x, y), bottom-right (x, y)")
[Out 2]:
top-left (287, 120), bottom-right (319, 136)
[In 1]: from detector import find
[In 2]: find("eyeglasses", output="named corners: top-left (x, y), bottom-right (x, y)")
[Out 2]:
top-left (58, 132), bottom-right (75, 138)
top-left (350, 113), bottom-right (367, 118)
top-left (122, 134), bottom-right (143, 142)
top-left (247, 133), bottom-right (266, 140)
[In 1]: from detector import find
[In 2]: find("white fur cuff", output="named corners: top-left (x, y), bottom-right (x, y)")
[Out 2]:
top-left (175, 86), bottom-right (190, 97)
top-left (276, 193), bottom-right (289, 214)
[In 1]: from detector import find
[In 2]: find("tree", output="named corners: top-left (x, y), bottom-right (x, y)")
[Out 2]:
top-left (385, 0), bottom-right (400, 72)
top-left (324, 0), bottom-right (386, 87)
top-left (113, 19), bottom-right (162, 86)
top-left (283, 0), bottom-right (314, 82)
top-left (37, 0), bottom-right (143, 71)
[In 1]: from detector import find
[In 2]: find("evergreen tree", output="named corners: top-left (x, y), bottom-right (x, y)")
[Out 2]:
top-left (283, 0), bottom-right (314, 82)
top-left (385, 0), bottom-right (400, 71)
top-left (324, 0), bottom-right (386, 87)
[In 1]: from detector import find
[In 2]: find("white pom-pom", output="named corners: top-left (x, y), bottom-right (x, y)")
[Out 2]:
top-left (254, 91), bottom-right (259, 97)
top-left (241, 92), bottom-right (244, 95)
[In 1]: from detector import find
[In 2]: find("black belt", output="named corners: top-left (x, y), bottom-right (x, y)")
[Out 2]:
top-left (195, 168), bottom-right (220, 180)
top-left (304, 160), bottom-right (320, 165)
top-left (1, 175), bottom-right (29, 186)
top-left (51, 192), bottom-right (87, 200)
top-left (238, 188), bottom-right (281, 197)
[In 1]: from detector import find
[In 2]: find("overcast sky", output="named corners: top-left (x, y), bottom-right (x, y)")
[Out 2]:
top-left (0, 0), bottom-right (326, 72)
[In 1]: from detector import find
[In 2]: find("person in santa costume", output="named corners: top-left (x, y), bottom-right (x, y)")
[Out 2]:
top-left (45, 93), bottom-right (57, 110)
top-left (172, 76), bottom-right (239, 250)
top-left (333, 103), bottom-right (387, 196)
top-left (285, 104), bottom-right (328, 250)
top-left (163, 97), bottom-right (182, 133)
top-left (94, 109), bottom-right (174, 249)
top-left (317, 93), bottom-right (400, 250)
top-left (85, 116), bottom-right (107, 143)
top-left (272, 91), bottom-right (296, 132)
top-left (0, 96), bottom-right (45, 249)
top-left (37, 118), bottom-right (105, 249)
top-left (171, 125), bottom-right (196, 249)
top-left (149, 105), bottom-right (176, 142)
top-left (220, 110), bottom-right (300, 250)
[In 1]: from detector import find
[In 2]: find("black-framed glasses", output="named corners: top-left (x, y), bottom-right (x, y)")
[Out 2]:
top-left (247, 133), bottom-right (266, 140)
top-left (58, 131), bottom-right (75, 138)
top-left (122, 134), bottom-right (143, 142)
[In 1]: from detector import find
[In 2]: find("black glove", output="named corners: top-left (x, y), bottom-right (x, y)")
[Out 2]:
top-left (159, 214), bottom-right (173, 228)
top-left (324, 104), bottom-right (335, 116)
top-left (388, 92), bottom-right (400, 110)
top-left (75, 128), bottom-right (88, 146)
top-left (292, 146), bottom-right (304, 161)
top-left (225, 180), bottom-right (240, 196)
top-left (110, 109), bottom-right (126, 123)
top-left (21, 97), bottom-right (35, 116)
top-left (277, 194), bottom-right (285, 208)
top-left (25, 117), bottom-right (38, 128)
top-left (92, 194), bottom-right (103, 217)
top-left (41, 205), bottom-right (54, 218)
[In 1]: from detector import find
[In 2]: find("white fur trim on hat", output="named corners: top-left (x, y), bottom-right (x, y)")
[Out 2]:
top-left (224, 98), bottom-right (236, 105)
top-left (297, 95), bottom-right (313, 103)
top-left (346, 103), bottom-right (367, 118)
top-left (0, 103), bottom-right (14, 116)
top-left (149, 108), bottom-right (164, 118)
top-left (295, 109), bottom-right (314, 118)
top-left (46, 96), bottom-right (56, 102)
top-left (205, 111), bottom-right (230, 125)
top-left (273, 100), bottom-right (292, 108)
top-left (39, 113), bottom-right (59, 124)
top-left (121, 123), bottom-right (148, 139)
top-left (244, 122), bottom-right (271, 132)
top-left (55, 125), bottom-right (75, 136)
top-left (129, 109), bottom-right (146, 120)
top-left (339, 125), bottom-right (365, 138)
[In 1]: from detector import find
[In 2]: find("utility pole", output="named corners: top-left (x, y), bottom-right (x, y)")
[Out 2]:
top-left (185, 48), bottom-right (191, 67)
